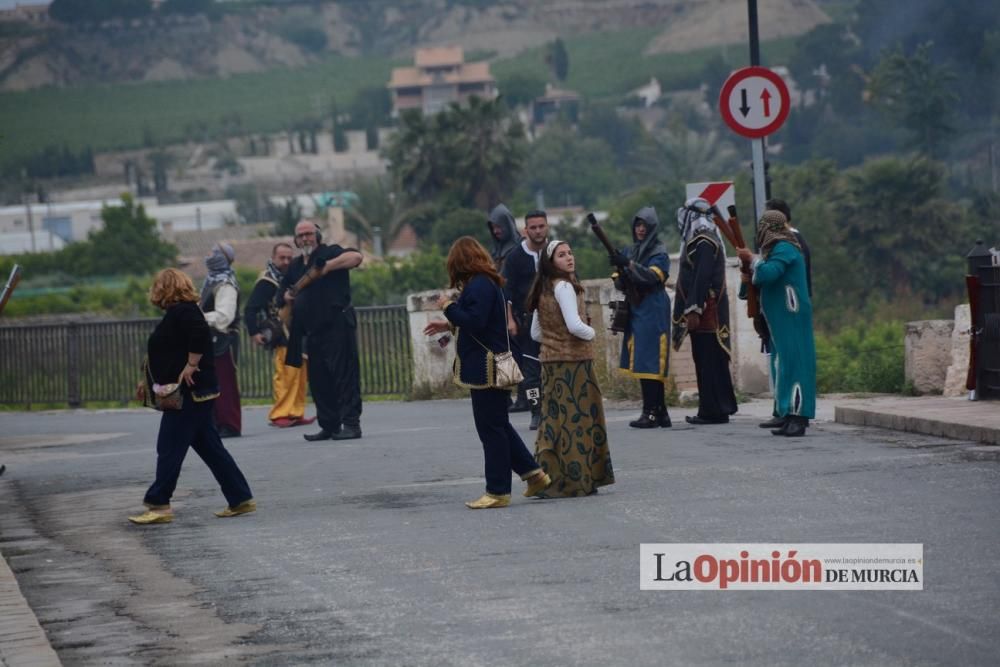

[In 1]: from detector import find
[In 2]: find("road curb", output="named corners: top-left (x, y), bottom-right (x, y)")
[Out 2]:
top-left (834, 397), bottom-right (1000, 445)
top-left (0, 548), bottom-right (61, 667)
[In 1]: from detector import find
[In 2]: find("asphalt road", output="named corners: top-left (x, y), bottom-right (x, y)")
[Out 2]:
top-left (1, 400), bottom-right (998, 666)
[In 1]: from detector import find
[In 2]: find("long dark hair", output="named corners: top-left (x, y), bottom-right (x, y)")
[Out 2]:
top-left (525, 241), bottom-right (583, 312)
top-left (446, 236), bottom-right (504, 289)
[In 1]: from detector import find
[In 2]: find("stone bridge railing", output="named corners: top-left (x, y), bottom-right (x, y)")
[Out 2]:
top-left (405, 258), bottom-right (771, 398)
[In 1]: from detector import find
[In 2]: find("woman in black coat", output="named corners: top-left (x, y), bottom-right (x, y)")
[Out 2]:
top-left (130, 268), bottom-right (255, 524)
top-left (424, 237), bottom-right (550, 508)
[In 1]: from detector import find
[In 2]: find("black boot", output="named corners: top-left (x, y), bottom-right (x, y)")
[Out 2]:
top-left (510, 393), bottom-right (531, 413)
top-left (780, 416), bottom-right (807, 437)
top-left (331, 424), bottom-right (362, 440)
top-left (629, 410), bottom-right (658, 429)
top-left (529, 409), bottom-right (541, 431)
top-left (759, 416), bottom-right (786, 429)
top-left (657, 407), bottom-right (672, 428)
top-left (304, 429), bottom-right (334, 442)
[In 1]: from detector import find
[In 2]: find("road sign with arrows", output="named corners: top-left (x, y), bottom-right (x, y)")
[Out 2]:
top-left (719, 66), bottom-right (790, 139)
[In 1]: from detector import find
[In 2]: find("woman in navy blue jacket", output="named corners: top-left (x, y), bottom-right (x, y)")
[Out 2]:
top-left (424, 237), bottom-right (551, 509)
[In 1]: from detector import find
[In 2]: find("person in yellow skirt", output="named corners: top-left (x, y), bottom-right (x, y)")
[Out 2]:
top-left (244, 242), bottom-right (315, 428)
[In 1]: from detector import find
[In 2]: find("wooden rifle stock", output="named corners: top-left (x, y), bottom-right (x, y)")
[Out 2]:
top-left (587, 212), bottom-right (643, 307)
top-left (726, 205), bottom-right (747, 249)
top-left (278, 262), bottom-right (324, 327)
top-left (707, 205), bottom-right (759, 319)
top-left (0, 264), bottom-right (22, 317)
top-left (966, 274), bottom-right (981, 391)
top-left (586, 212), bottom-right (617, 256)
top-left (710, 210), bottom-right (740, 249)
top-left (726, 205), bottom-right (760, 318)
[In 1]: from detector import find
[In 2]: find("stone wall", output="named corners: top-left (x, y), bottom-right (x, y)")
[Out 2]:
top-left (405, 256), bottom-right (772, 397)
top-left (943, 304), bottom-right (972, 397)
top-left (904, 320), bottom-right (954, 394)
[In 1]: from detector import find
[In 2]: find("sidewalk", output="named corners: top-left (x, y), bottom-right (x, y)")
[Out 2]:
top-left (834, 395), bottom-right (1000, 445)
top-left (0, 548), bottom-right (61, 667)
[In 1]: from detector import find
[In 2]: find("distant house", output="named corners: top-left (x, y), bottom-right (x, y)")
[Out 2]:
top-left (0, 3), bottom-right (50, 24)
top-left (531, 84), bottom-right (581, 130)
top-left (628, 77), bottom-right (662, 108)
top-left (0, 197), bottom-right (238, 255)
top-left (388, 46), bottom-right (497, 116)
top-left (0, 231), bottom-right (66, 256)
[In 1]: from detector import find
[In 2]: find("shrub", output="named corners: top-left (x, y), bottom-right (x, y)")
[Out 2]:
top-left (815, 320), bottom-right (905, 393)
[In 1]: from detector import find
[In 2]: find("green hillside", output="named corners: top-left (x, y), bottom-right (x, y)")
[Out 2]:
top-left (0, 27), bottom-right (795, 173)
top-left (494, 28), bottom-right (795, 98)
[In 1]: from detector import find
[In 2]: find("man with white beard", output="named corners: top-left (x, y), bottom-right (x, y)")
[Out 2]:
top-left (280, 219), bottom-right (364, 441)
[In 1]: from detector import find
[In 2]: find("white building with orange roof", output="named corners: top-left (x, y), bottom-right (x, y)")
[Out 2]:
top-left (388, 46), bottom-right (497, 116)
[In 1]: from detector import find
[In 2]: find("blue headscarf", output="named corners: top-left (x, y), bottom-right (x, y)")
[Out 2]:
top-left (200, 243), bottom-right (237, 306)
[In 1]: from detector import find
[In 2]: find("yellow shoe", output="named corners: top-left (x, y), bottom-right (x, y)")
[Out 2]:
top-left (464, 493), bottom-right (511, 509)
top-left (523, 472), bottom-right (552, 498)
top-left (214, 499), bottom-right (257, 518)
top-left (128, 510), bottom-right (173, 525)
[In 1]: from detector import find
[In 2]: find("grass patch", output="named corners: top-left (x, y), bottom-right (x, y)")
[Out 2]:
top-left (493, 28), bottom-right (797, 101)
top-left (0, 53), bottom-right (399, 172)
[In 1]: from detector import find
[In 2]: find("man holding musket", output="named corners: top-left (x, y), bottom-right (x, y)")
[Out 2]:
top-left (673, 197), bottom-right (738, 425)
top-left (606, 206), bottom-right (673, 429)
top-left (280, 220), bottom-right (364, 441)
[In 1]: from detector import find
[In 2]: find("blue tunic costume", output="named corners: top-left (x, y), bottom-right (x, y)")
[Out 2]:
top-left (615, 207), bottom-right (671, 381)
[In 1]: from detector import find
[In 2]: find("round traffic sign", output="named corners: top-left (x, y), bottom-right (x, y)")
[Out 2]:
top-left (719, 66), bottom-right (790, 139)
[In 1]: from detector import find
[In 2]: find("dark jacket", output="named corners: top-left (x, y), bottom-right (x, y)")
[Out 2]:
top-left (614, 206), bottom-right (672, 379)
top-left (500, 241), bottom-right (537, 327)
top-left (791, 229), bottom-right (813, 297)
top-left (673, 232), bottom-right (731, 355)
top-left (444, 274), bottom-right (509, 389)
top-left (487, 204), bottom-right (520, 270)
top-left (279, 243), bottom-right (358, 366)
top-left (146, 301), bottom-right (219, 401)
top-left (244, 274), bottom-right (278, 336)
top-left (244, 272), bottom-right (286, 348)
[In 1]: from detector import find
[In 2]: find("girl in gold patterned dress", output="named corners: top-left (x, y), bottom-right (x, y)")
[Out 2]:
top-left (525, 240), bottom-right (614, 498)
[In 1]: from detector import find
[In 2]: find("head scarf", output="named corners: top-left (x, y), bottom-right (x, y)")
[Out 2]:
top-left (676, 197), bottom-right (723, 255)
top-left (630, 206), bottom-right (667, 266)
top-left (263, 258), bottom-right (284, 285)
top-left (201, 242), bottom-right (237, 305)
top-left (486, 203), bottom-right (520, 263)
top-left (756, 210), bottom-right (801, 258)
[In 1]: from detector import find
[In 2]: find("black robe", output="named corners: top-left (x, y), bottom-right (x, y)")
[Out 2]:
top-left (673, 233), bottom-right (736, 420)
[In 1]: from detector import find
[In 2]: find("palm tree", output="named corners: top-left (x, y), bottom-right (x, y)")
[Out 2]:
top-left (446, 96), bottom-right (526, 209)
top-left (383, 110), bottom-right (447, 202)
top-left (384, 98), bottom-right (526, 210)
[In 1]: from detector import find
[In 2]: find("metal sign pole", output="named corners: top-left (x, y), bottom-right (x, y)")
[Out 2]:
top-left (747, 0), bottom-right (766, 224)
top-left (751, 139), bottom-right (767, 224)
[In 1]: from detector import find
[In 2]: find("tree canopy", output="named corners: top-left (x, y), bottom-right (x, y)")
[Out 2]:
top-left (383, 97), bottom-right (526, 210)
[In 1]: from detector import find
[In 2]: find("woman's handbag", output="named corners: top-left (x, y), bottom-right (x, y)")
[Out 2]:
top-left (152, 383), bottom-right (184, 411)
top-left (467, 285), bottom-right (524, 389)
top-left (141, 358), bottom-right (184, 411)
top-left (491, 348), bottom-right (524, 388)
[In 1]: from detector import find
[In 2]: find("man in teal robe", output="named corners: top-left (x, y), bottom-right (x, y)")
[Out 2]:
top-left (738, 210), bottom-right (816, 437)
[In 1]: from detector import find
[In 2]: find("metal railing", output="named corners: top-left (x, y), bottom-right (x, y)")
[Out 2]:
top-left (0, 305), bottom-right (413, 407)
